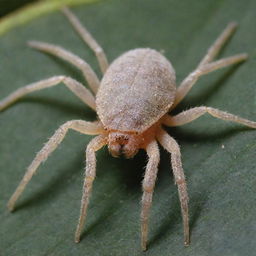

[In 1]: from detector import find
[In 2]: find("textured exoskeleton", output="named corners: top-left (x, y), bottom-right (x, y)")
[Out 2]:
top-left (97, 48), bottom-right (176, 132)
top-left (1, 7), bottom-right (255, 252)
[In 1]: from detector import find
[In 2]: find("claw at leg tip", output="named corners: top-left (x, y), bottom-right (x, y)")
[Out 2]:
top-left (7, 202), bottom-right (15, 212)
top-left (229, 21), bottom-right (238, 28)
top-left (142, 245), bottom-right (147, 251)
top-left (184, 240), bottom-right (190, 247)
top-left (141, 241), bottom-right (147, 251)
top-left (27, 41), bottom-right (38, 48)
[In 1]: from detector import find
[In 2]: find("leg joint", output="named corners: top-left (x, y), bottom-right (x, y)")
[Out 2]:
top-left (176, 178), bottom-right (186, 185)
top-left (85, 175), bottom-right (95, 184)
top-left (95, 47), bottom-right (103, 54)
top-left (142, 184), bottom-right (154, 193)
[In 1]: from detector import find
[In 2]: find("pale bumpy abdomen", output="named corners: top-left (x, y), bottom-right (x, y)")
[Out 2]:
top-left (96, 48), bottom-right (176, 132)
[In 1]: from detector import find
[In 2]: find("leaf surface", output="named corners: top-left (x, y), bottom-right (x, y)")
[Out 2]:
top-left (0, 0), bottom-right (256, 255)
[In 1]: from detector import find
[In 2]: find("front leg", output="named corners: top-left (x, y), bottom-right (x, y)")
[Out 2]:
top-left (157, 129), bottom-right (190, 246)
top-left (7, 120), bottom-right (104, 212)
top-left (75, 135), bottom-right (107, 243)
top-left (141, 140), bottom-right (160, 251)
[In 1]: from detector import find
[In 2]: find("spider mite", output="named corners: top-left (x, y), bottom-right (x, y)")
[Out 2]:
top-left (1, 7), bottom-right (255, 251)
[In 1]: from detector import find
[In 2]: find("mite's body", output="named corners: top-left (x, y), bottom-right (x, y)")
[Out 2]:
top-left (97, 48), bottom-right (176, 132)
top-left (97, 48), bottom-right (176, 158)
top-left (1, 7), bottom-right (256, 251)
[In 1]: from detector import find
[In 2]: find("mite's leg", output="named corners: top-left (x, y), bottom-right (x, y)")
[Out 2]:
top-left (173, 55), bottom-right (247, 109)
top-left (28, 41), bottom-right (100, 94)
top-left (141, 140), bottom-right (160, 251)
top-left (0, 76), bottom-right (96, 111)
top-left (173, 22), bottom-right (247, 109)
top-left (7, 120), bottom-right (104, 212)
top-left (61, 7), bottom-right (109, 74)
top-left (199, 22), bottom-right (238, 66)
top-left (75, 135), bottom-right (107, 243)
top-left (163, 107), bottom-right (256, 128)
top-left (157, 129), bottom-right (189, 246)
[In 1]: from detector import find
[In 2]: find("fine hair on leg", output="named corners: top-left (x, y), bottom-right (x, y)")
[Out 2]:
top-left (172, 22), bottom-right (248, 109)
top-left (157, 129), bottom-right (189, 246)
top-left (75, 135), bottom-right (107, 243)
top-left (28, 41), bottom-right (100, 94)
top-left (163, 107), bottom-right (256, 128)
top-left (61, 6), bottom-right (109, 74)
top-left (0, 76), bottom-right (96, 111)
top-left (141, 140), bottom-right (160, 251)
top-left (199, 22), bottom-right (238, 66)
top-left (7, 120), bottom-right (104, 212)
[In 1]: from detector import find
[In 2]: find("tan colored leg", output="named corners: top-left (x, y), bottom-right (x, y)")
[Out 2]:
top-left (141, 140), bottom-right (160, 251)
top-left (172, 22), bottom-right (247, 109)
top-left (157, 129), bottom-right (189, 246)
top-left (61, 7), bottom-right (109, 74)
top-left (199, 22), bottom-right (238, 66)
top-left (0, 76), bottom-right (96, 111)
top-left (75, 135), bottom-right (107, 243)
top-left (163, 106), bottom-right (256, 128)
top-left (28, 41), bottom-right (100, 94)
top-left (7, 120), bottom-right (104, 212)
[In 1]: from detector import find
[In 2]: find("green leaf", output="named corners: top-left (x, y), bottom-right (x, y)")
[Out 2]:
top-left (0, 0), bottom-right (101, 36)
top-left (1, 0), bottom-right (256, 255)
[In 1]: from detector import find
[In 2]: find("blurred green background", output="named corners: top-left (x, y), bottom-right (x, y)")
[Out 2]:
top-left (0, 0), bottom-right (256, 255)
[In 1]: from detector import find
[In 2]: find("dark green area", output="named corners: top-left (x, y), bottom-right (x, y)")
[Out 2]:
top-left (0, 0), bottom-right (256, 255)
top-left (0, 0), bottom-right (37, 17)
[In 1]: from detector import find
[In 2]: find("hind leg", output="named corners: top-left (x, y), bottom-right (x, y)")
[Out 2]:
top-left (28, 41), bottom-right (100, 94)
top-left (61, 7), bottom-right (109, 74)
top-left (0, 76), bottom-right (96, 111)
top-left (173, 22), bottom-right (247, 109)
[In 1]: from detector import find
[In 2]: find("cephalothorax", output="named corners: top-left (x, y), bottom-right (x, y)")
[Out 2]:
top-left (1, 7), bottom-right (256, 251)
